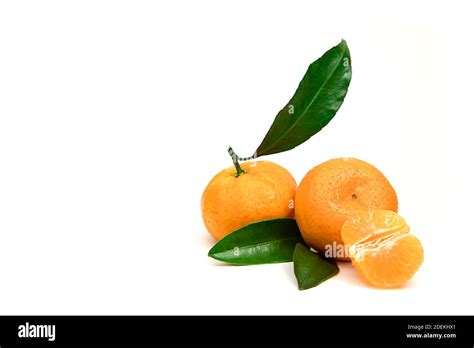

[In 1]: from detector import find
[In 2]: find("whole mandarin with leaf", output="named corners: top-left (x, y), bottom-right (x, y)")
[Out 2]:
top-left (295, 158), bottom-right (398, 257)
top-left (202, 41), bottom-right (351, 244)
top-left (201, 160), bottom-right (297, 240)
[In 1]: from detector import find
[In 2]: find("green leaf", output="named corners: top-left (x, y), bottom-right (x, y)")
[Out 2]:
top-left (208, 218), bottom-right (304, 265)
top-left (293, 243), bottom-right (339, 290)
top-left (256, 40), bottom-right (352, 157)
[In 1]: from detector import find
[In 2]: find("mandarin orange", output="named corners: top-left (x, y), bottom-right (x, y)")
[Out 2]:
top-left (201, 161), bottom-right (297, 240)
top-left (295, 158), bottom-right (398, 257)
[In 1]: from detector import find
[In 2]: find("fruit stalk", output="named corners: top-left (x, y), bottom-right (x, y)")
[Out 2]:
top-left (227, 146), bottom-right (245, 176)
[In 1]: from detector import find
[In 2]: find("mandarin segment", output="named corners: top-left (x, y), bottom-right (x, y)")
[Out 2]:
top-left (341, 210), bottom-right (409, 246)
top-left (201, 161), bottom-right (297, 240)
top-left (341, 210), bottom-right (424, 288)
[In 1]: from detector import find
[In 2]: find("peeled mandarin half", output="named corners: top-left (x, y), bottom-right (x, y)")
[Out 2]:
top-left (341, 210), bottom-right (424, 288)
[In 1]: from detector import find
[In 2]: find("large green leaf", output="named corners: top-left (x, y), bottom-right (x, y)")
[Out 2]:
top-left (256, 40), bottom-right (352, 157)
top-left (208, 218), bottom-right (304, 265)
top-left (293, 243), bottom-right (339, 290)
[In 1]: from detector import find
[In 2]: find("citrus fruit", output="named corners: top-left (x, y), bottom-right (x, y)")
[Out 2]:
top-left (294, 158), bottom-right (398, 257)
top-left (201, 161), bottom-right (297, 240)
top-left (341, 210), bottom-right (424, 288)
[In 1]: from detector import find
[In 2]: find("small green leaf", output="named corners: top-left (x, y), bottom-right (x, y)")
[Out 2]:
top-left (293, 243), bottom-right (339, 290)
top-left (208, 218), bottom-right (304, 265)
top-left (256, 40), bottom-right (352, 157)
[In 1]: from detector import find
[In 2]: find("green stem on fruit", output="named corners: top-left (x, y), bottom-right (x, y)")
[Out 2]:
top-left (228, 146), bottom-right (246, 177)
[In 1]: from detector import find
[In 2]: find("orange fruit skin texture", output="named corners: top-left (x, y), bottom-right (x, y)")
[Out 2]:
top-left (341, 210), bottom-right (424, 288)
top-left (201, 161), bottom-right (297, 240)
top-left (295, 158), bottom-right (398, 258)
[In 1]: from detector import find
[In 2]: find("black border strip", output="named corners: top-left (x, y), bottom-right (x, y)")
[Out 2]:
top-left (0, 315), bottom-right (472, 346)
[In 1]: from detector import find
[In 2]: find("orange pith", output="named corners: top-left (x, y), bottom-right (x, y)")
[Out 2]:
top-left (201, 161), bottom-right (297, 240)
top-left (341, 210), bottom-right (424, 288)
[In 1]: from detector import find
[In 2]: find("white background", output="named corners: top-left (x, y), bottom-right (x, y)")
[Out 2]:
top-left (1, 0), bottom-right (473, 315)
